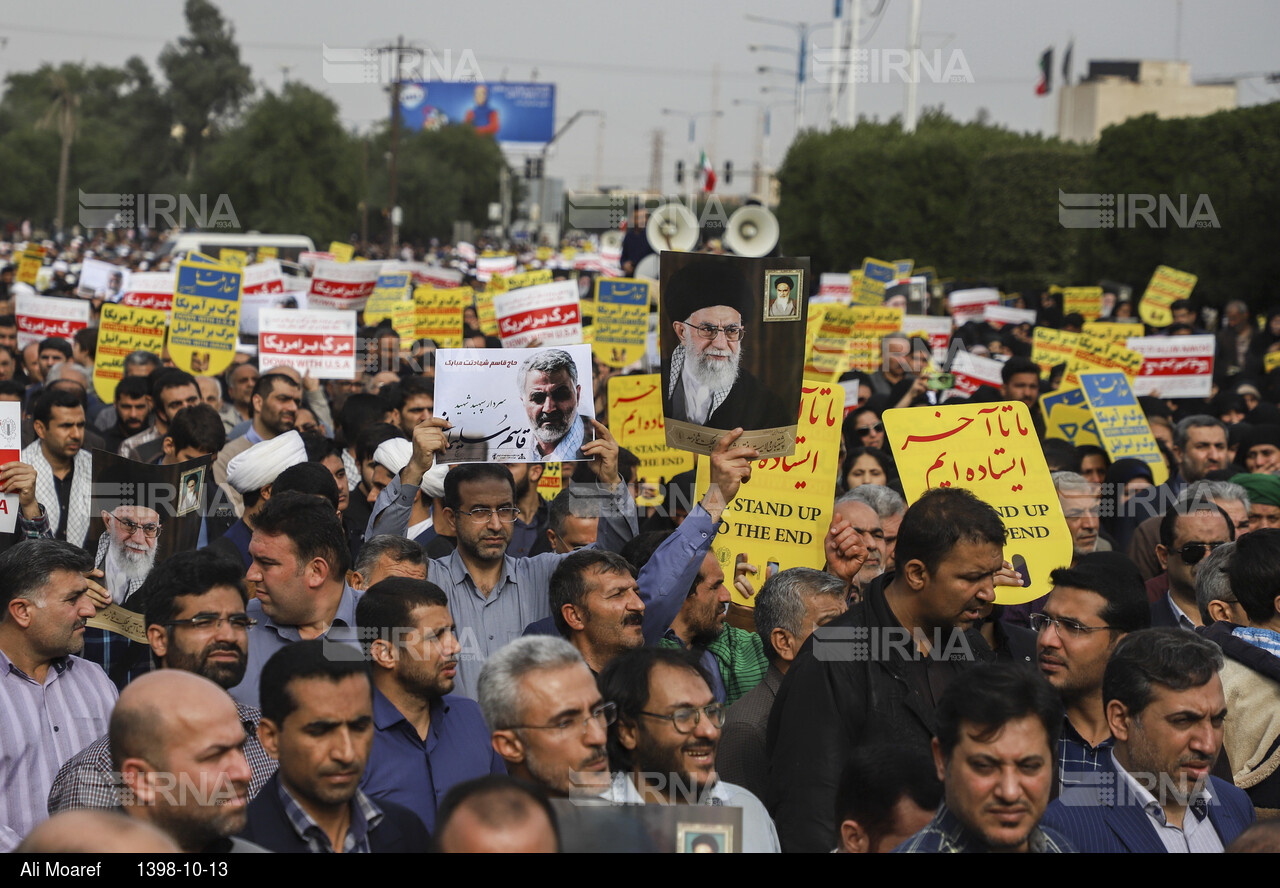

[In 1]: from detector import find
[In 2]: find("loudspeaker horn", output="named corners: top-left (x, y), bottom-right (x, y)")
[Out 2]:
top-left (646, 203), bottom-right (700, 253)
top-left (635, 254), bottom-right (660, 281)
top-left (600, 230), bottom-right (624, 252)
top-left (724, 205), bottom-right (780, 257)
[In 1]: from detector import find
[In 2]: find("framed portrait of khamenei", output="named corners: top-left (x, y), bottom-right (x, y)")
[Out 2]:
top-left (660, 252), bottom-right (809, 458)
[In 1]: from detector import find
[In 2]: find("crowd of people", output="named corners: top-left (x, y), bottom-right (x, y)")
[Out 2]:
top-left (5, 237), bottom-right (1280, 856)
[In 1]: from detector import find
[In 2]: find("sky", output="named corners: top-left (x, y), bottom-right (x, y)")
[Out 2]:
top-left (3, 0), bottom-right (1277, 198)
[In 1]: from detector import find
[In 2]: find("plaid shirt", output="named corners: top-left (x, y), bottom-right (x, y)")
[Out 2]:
top-left (46, 701), bottom-right (277, 813)
top-left (279, 780), bottom-right (383, 853)
top-left (1233, 626), bottom-right (1280, 659)
top-left (894, 802), bottom-right (1075, 853)
top-left (81, 533), bottom-right (153, 691)
top-left (1057, 716), bottom-right (1115, 790)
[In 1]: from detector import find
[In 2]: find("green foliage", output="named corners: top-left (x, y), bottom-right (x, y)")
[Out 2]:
top-left (777, 105), bottom-right (1280, 305)
top-left (199, 83), bottom-right (361, 243)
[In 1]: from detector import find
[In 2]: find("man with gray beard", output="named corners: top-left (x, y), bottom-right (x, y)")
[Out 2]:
top-left (82, 504), bottom-right (163, 688)
top-left (662, 260), bottom-right (792, 431)
top-left (519, 349), bottom-right (593, 462)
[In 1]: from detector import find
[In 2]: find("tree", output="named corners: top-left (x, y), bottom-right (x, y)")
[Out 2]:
top-left (159, 0), bottom-right (253, 181)
top-left (199, 83), bottom-right (362, 240)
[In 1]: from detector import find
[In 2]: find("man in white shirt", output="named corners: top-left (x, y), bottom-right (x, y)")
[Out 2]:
top-left (597, 646), bottom-right (780, 852)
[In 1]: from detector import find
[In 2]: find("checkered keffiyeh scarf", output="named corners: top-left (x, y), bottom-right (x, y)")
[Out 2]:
top-left (667, 343), bottom-right (732, 422)
top-left (22, 439), bottom-right (92, 547)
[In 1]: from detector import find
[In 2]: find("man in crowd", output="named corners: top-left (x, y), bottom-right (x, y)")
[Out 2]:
top-left (543, 484), bottom-right (598, 554)
top-left (547, 550), bottom-right (646, 676)
top-left (767, 487), bottom-right (1005, 852)
top-left (0, 540), bottom-right (116, 851)
top-left (369, 414), bottom-right (640, 698)
top-left (434, 776), bottom-right (560, 853)
top-left (1201, 529), bottom-right (1280, 813)
top-left (99, 376), bottom-right (151, 454)
top-left (1033, 554), bottom-right (1150, 789)
top-left (1233, 473), bottom-right (1280, 531)
top-left (1000, 357), bottom-right (1042, 412)
top-left (598, 646), bottom-right (780, 852)
top-left (220, 363), bottom-right (259, 433)
top-left (1152, 502), bottom-right (1235, 629)
top-left (383, 376), bottom-right (434, 436)
top-left (507, 463), bottom-right (549, 558)
top-left (214, 372), bottom-right (303, 513)
top-left (833, 745), bottom-right (940, 853)
top-left (1131, 479), bottom-right (1249, 581)
top-left (48, 549), bottom-right (277, 813)
top-left (828, 492), bottom-right (887, 599)
top-left (479, 636), bottom-right (612, 798)
top-left (1043, 629), bottom-right (1256, 852)
top-left (230, 493), bottom-right (358, 708)
top-left (356, 577), bottom-right (505, 832)
top-left (719, 568), bottom-right (847, 799)
top-left (109, 671), bottom-right (266, 853)
top-left (160, 402), bottom-right (225, 466)
top-left (843, 484), bottom-right (905, 572)
top-left (23, 388), bottom-right (93, 547)
top-left (346, 535), bottom-right (427, 591)
top-left (896, 664), bottom-right (1072, 853)
top-left (119, 369), bottom-right (201, 464)
top-left (241, 640), bottom-right (430, 852)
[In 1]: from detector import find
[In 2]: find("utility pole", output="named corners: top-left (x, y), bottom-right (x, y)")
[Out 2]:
top-left (827, 0), bottom-right (843, 129)
top-left (903, 0), bottom-right (922, 133)
top-left (648, 128), bottom-right (664, 194)
top-left (847, 0), bottom-right (860, 127)
top-left (385, 35), bottom-right (405, 253)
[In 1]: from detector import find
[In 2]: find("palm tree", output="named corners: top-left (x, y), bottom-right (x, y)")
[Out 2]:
top-left (38, 66), bottom-right (81, 236)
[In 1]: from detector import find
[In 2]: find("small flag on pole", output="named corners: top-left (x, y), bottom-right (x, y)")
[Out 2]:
top-left (1036, 47), bottom-right (1054, 96)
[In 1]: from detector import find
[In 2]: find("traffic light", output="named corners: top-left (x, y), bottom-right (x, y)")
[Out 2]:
top-left (524, 157), bottom-right (544, 180)
top-left (675, 160), bottom-right (684, 184)
top-left (724, 160), bottom-right (733, 185)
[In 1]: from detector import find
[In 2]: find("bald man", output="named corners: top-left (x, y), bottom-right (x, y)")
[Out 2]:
top-left (111, 671), bottom-right (267, 853)
top-left (435, 776), bottom-right (560, 853)
top-left (17, 810), bottom-right (179, 853)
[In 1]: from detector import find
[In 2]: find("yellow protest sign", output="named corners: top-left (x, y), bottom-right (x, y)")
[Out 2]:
top-left (592, 278), bottom-right (650, 368)
top-left (1082, 321), bottom-right (1142, 343)
top-left (694, 383), bottom-right (843, 605)
top-left (507, 269), bottom-right (553, 290)
top-left (473, 288), bottom-right (499, 337)
top-left (1031, 328), bottom-right (1079, 376)
top-left (1139, 265), bottom-right (1197, 328)
top-left (168, 261), bottom-right (242, 376)
top-left (218, 249), bottom-right (248, 269)
top-left (414, 286), bottom-right (471, 347)
top-left (1266, 351), bottom-right (1280, 374)
top-left (859, 258), bottom-right (898, 305)
top-left (847, 306), bottom-right (902, 372)
top-left (365, 272), bottom-right (415, 347)
top-left (257, 246), bottom-right (278, 260)
top-left (1079, 372), bottom-right (1169, 486)
top-left (536, 247), bottom-right (553, 262)
top-left (609, 374), bottom-right (695, 499)
top-left (17, 248), bottom-right (44, 286)
top-left (884, 401), bottom-right (1072, 605)
top-left (329, 241), bottom-right (356, 263)
top-left (1062, 286), bottom-right (1103, 320)
top-left (537, 462), bottom-right (562, 502)
top-left (892, 259), bottom-right (914, 278)
top-left (93, 304), bottom-right (167, 403)
top-left (803, 339), bottom-right (848, 383)
top-left (1064, 333), bottom-right (1143, 387)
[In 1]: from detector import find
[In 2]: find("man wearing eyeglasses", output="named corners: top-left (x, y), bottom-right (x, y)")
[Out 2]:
top-left (1031, 554), bottom-right (1151, 793)
top-left (662, 260), bottom-right (792, 432)
top-left (1153, 502), bottom-right (1235, 630)
top-left (518, 349), bottom-right (593, 462)
top-left (79, 503), bottom-right (163, 689)
top-left (597, 646), bottom-right (780, 852)
top-left (48, 550), bottom-right (277, 814)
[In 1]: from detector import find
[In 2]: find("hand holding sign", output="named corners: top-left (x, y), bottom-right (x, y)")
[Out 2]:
top-left (0, 461), bottom-right (39, 517)
top-left (404, 417), bottom-right (454, 486)
top-left (701, 428), bottom-right (759, 523)
top-left (581, 419), bottom-right (621, 488)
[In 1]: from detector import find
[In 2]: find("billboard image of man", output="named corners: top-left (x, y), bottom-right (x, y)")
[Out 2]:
top-left (466, 84), bottom-right (500, 136)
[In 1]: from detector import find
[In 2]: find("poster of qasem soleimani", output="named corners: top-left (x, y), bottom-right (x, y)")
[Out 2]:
top-left (660, 252), bottom-right (808, 458)
top-left (433, 344), bottom-right (596, 463)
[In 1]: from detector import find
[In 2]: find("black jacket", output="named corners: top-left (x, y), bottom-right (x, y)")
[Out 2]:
top-left (238, 773), bottom-right (430, 853)
top-left (765, 574), bottom-right (995, 853)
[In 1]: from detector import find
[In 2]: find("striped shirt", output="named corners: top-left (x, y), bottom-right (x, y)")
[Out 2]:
top-left (0, 648), bottom-right (118, 851)
top-left (1111, 751), bottom-right (1224, 853)
top-left (279, 780), bottom-right (383, 853)
top-left (1232, 626), bottom-right (1280, 659)
top-left (46, 701), bottom-right (278, 813)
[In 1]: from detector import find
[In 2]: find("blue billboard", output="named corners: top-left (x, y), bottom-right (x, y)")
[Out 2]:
top-left (398, 81), bottom-right (556, 148)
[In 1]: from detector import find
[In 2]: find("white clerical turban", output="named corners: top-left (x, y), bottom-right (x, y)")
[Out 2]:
top-left (227, 430), bottom-right (306, 494)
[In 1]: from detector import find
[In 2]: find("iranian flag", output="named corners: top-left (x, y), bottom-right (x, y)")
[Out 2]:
top-left (1035, 47), bottom-right (1053, 96)
top-left (700, 150), bottom-right (716, 193)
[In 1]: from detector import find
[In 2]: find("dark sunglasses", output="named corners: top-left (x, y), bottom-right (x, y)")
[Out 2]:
top-left (857, 423), bottom-right (884, 437)
top-left (1172, 540), bottom-right (1227, 566)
